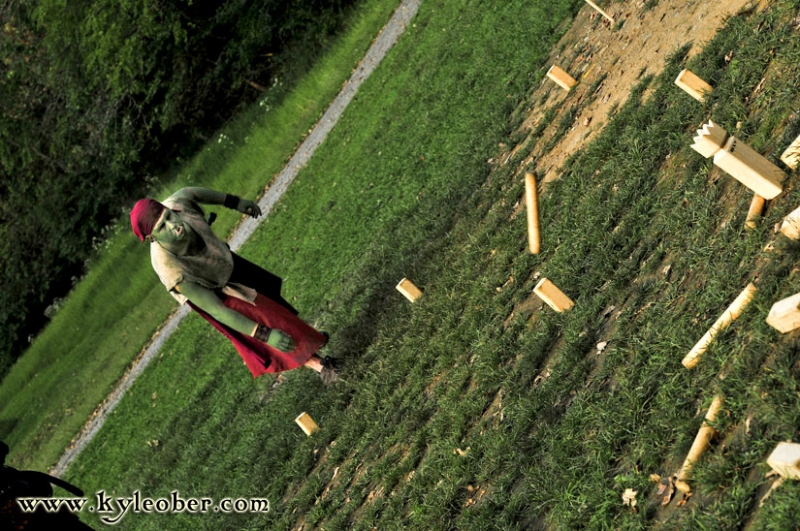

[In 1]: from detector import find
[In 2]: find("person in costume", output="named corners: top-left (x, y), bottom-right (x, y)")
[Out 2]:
top-left (130, 187), bottom-right (341, 383)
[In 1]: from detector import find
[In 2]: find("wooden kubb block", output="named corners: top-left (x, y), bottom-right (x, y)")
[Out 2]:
top-left (780, 134), bottom-right (800, 170)
top-left (396, 278), bottom-right (423, 302)
top-left (766, 292), bottom-right (800, 334)
top-left (713, 136), bottom-right (785, 200)
top-left (546, 65), bottom-right (577, 92)
top-left (780, 205), bottom-right (800, 240)
top-left (533, 278), bottom-right (574, 312)
top-left (295, 412), bottom-right (319, 436)
top-left (767, 442), bottom-right (800, 480)
top-left (674, 69), bottom-right (713, 102)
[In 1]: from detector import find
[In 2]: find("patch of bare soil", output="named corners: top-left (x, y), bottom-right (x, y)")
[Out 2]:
top-left (507, 0), bottom-right (761, 186)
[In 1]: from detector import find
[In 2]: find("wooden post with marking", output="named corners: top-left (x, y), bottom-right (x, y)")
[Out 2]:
top-left (682, 283), bottom-right (757, 369)
top-left (584, 0), bottom-right (614, 23)
top-left (546, 65), bottom-right (577, 92)
top-left (675, 395), bottom-right (724, 493)
top-left (525, 173), bottom-right (541, 254)
top-left (295, 412), bottom-right (319, 436)
top-left (713, 136), bottom-right (785, 200)
top-left (674, 69), bottom-right (713, 102)
top-left (533, 278), bottom-right (574, 312)
top-left (396, 278), bottom-right (423, 302)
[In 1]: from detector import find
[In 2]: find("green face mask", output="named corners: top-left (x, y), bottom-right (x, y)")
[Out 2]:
top-left (150, 209), bottom-right (189, 247)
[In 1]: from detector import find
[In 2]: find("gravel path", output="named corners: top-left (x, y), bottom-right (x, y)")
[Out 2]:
top-left (51, 0), bottom-right (422, 477)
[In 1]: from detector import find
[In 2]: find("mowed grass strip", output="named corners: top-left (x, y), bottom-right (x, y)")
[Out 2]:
top-left (0, 0), bottom-right (401, 472)
top-left (67, 1), bottom-right (800, 530)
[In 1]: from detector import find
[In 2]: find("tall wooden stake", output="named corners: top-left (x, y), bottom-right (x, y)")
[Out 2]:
top-left (682, 283), bottom-right (757, 369)
top-left (525, 173), bottom-right (541, 254)
top-left (744, 194), bottom-right (765, 230)
top-left (675, 395), bottom-right (724, 493)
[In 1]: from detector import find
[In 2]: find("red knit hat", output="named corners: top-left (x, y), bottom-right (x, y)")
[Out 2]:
top-left (130, 198), bottom-right (165, 241)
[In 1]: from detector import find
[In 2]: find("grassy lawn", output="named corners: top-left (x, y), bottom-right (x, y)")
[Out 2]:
top-left (11, 0), bottom-right (800, 529)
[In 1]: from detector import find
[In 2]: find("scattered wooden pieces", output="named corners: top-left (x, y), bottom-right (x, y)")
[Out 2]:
top-left (744, 194), bottom-right (765, 230)
top-left (779, 205), bottom-right (800, 240)
top-left (674, 69), bottom-right (713, 102)
top-left (396, 278), bottom-right (423, 302)
top-left (766, 292), bottom-right (800, 334)
top-left (767, 442), bottom-right (800, 480)
top-left (533, 278), bottom-right (575, 313)
top-left (780, 134), bottom-right (800, 170)
top-left (295, 412), bottom-right (319, 436)
top-left (584, 0), bottom-right (614, 24)
top-left (675, 395), bottom-right (725, 493)
top-left (546, 65), bottom-right (577, 92)
top-left (713, 136), bottom-right (785, 200)
top-left (682, 283), bottom-right (757, 369)
top-left (525, 173), bottom-right (541, 254)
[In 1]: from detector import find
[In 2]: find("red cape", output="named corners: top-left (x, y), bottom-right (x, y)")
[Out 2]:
top-left (188, 293), bottom-right (326, 377)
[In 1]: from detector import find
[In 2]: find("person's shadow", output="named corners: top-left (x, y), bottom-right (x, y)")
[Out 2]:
top-left (1, 441), bottom-right (96, 530)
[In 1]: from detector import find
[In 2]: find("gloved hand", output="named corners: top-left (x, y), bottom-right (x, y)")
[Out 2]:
top-left (237, 199), bottom-right (262, 218)
top-left (254, 325), bottom-right (295, 352)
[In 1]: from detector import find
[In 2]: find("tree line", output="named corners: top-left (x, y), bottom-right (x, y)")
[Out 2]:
top-left (0, 0), bottom-right (358, 377)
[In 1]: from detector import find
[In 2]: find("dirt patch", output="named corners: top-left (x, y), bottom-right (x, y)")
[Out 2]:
top-left (507, 0), bottom-right (762, 187)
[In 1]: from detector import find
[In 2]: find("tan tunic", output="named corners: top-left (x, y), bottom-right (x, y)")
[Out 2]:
top-left (151, 195), bottom-right (253, 304)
